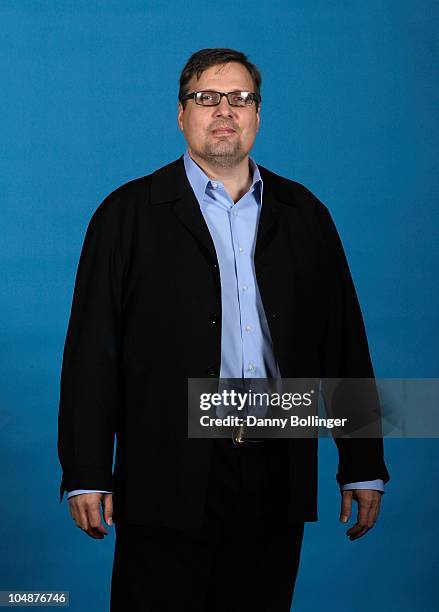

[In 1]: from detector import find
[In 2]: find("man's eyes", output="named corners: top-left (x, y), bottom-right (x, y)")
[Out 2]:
top-left (200, 92), bottom-right (216, 100)
top-left (196, 91), bottom-right (251, 106)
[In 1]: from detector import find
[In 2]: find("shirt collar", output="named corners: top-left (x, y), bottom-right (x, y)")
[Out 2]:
top-left (183, 148), bottom-right (263, 205)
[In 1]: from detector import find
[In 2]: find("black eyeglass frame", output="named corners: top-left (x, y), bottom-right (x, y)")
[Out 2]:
top-left (180, 90), bottom-right (262, 107)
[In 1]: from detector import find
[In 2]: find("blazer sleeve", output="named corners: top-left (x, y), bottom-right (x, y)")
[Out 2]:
top-left (57, 195), bottom-right (124, 503)
top-left (316, 201), bottom-right (390, 486)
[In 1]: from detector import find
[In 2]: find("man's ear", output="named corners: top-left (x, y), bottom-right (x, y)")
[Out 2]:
top-left (256, 103), bottom-right (261, 131)
top-left (177, 102), bottom-right (184, 132)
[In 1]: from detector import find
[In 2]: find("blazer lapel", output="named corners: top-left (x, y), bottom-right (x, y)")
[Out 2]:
top-left (256, 164), bottom-right (296, 261)
top-left (254, 168), bottom-right (281, 261)
top-left (150, 156), bottom-right (218, 265)
top-left (150, 155), bottom-right (294, 265)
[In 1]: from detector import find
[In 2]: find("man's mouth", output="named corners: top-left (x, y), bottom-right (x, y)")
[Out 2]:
top-left (211, 128), bottom-right (236, 135)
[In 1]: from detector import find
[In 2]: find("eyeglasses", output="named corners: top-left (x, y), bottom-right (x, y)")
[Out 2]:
top-left (180, 90), bottom-right (261, 107)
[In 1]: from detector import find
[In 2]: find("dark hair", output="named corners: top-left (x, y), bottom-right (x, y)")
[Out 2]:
top-left (178, 48), bottom-right (262, 110)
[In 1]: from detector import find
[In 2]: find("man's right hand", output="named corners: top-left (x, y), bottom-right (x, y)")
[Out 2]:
top-left (68, 492), bottom-right (113, 539)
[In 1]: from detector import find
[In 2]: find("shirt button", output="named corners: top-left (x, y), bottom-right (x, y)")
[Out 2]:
top-left (211, 182), bottom-right (217, 189)
top-left (247, 363), bottom-right (255, 371)
top-left (232, 211), bottom-right (238, 217)
top-left (242, 284), bottom-right (248, 291)
top-left (245, 325), bottom-right (251, 331)
top-left (239, 246), bottom-right (244, 252)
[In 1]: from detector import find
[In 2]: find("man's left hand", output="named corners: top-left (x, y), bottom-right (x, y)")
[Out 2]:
top-left (339, 489), bottom-right (382, 540)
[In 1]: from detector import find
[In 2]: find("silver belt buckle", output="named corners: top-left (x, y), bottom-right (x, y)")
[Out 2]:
top-left (232, 424), bottom-right (265, 446)
top-left (232, 423), bottom-right (246, 445)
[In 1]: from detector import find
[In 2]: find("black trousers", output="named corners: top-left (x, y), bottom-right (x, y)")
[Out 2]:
top-left (110, 439), bottom-right (304, 611)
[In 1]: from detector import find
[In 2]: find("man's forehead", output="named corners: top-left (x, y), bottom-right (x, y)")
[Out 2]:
top-left (189, 62), bottom-right (254, 89)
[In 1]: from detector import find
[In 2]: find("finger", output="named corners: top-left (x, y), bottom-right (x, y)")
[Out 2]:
top-left (86, 504), bottom-right (108, 539)
top-left (340, 491), bottom-right (353, 523)
top-left (359, 493), bottom-right (381, 528)
top-left (346, 497), bottom-right (371, 539)
top-left (77, 505), bottom-right (90, 533)
top-left (346, 494), bottom-right (378, 540)
top-left (102, 494), bottom-right (113, 526)
top-left (68, 500), bottom-right (75, 520)
top-left (363, 496), bottom-right (380, 530)
top-left (347, 525), bottom-right (370, 540)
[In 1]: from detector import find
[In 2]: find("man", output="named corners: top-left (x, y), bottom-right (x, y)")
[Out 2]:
top-left (58, 48), bottom-right (390, 611)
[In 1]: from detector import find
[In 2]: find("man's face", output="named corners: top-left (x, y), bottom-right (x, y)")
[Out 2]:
top-left (177, 62), bottom-right (260, 168)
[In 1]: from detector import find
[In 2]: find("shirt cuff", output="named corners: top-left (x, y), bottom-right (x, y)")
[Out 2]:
top-left (340, 479), bottom-right (384, 493)
top-left (66, 489), bottom-right (112, 499)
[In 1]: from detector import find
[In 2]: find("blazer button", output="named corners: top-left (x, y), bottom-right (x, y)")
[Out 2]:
top-left (206, 367), bottom-right (219, 377)
top-left (209, 314), bottom-right (218, 324)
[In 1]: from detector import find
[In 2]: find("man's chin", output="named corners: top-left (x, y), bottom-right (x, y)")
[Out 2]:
top-left (200, 145), bottom-right (246, 167)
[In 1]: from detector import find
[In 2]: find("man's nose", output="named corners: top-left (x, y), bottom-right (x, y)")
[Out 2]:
top-left (214, 95), bottom-right (234, 117)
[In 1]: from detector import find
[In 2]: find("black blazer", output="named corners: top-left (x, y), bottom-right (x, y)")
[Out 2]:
top-left (57, 155), bottom-right (390, 529)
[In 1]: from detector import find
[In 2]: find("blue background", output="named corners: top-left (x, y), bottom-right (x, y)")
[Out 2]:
top-left (1, 1), bottom-right (438, 610)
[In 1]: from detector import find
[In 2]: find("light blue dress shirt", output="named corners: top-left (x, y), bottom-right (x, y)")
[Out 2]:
top-left (67, 149), bottom-right (384, 499)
